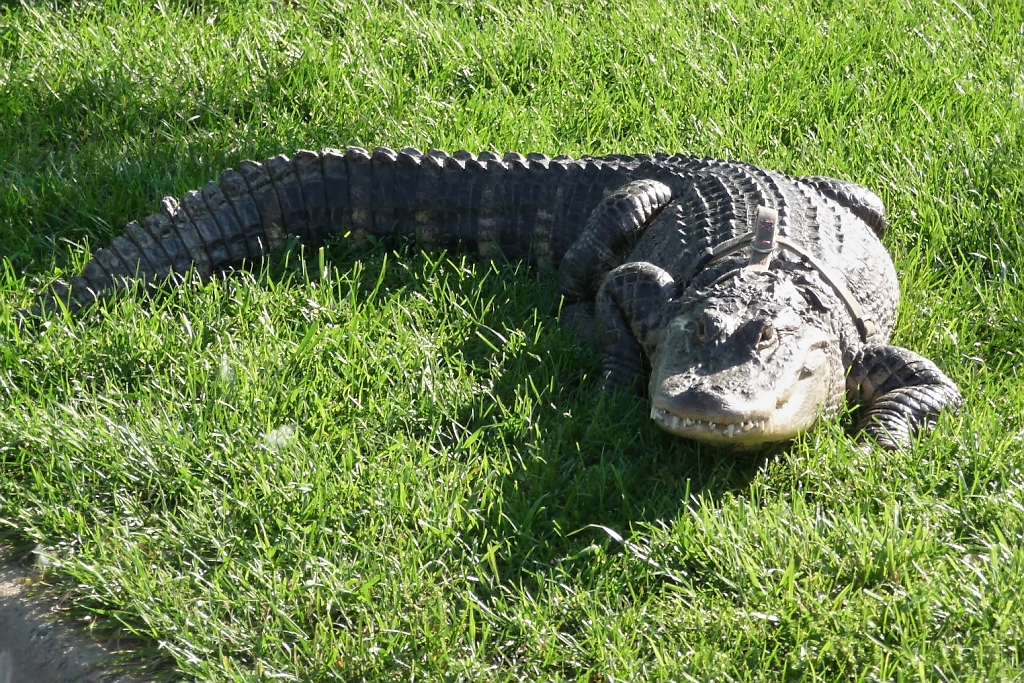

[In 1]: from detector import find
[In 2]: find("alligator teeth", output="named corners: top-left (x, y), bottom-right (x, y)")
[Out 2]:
top-left (650, 409), bottom-right (771, 437)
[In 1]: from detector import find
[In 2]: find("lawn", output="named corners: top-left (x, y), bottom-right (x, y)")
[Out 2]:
top-left (1, 0), bottom-right (1023, 680)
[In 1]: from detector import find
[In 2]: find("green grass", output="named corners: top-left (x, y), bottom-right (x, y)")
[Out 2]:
top-left (1, 0), bottom-right (1023, 680)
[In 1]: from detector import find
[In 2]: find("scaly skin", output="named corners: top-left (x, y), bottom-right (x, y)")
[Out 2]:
top-left (19, 147), bottom-right (962, 449)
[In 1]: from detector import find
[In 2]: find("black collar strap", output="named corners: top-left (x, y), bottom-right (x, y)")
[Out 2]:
top-left (696, 206), bottom-right (875, 343)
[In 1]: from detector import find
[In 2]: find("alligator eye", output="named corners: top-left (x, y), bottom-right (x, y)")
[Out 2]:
top-left (696, 318), bottom-right (707, 344)
top-left (757, 323), bottom-right (775, 350)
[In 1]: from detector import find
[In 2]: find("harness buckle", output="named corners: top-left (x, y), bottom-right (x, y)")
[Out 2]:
top-left (745, 206), bottom-right (779, 271)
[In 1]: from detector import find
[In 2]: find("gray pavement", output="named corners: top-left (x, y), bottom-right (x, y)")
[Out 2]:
top-left (0, 563), bottom-right (150, 683)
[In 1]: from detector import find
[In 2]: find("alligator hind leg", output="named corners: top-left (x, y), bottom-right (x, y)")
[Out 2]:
top-left (798, 176), bottom-right (888, 238)
top-left (846, 345), bottom-right (962, 449)
top-left (558, 179), bottom-right (674, 302)
top-left (595, 262), bottom-right (678, 390)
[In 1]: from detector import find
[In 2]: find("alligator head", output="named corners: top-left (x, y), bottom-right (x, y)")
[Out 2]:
top-left (648, 268), bottom-right (843, 447)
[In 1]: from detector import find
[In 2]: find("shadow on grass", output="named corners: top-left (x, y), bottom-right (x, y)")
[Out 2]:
top-left (413, 254), bottom-right (795, 603)
top-left (2, 238), bottom-right (798, 679)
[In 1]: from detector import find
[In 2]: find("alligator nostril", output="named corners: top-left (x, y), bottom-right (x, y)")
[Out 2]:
top-left (661, 382), bottom-right (771, 423)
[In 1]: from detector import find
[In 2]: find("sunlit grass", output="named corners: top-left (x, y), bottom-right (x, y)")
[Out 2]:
top-left (1, 0), bottom-right (1023, 680)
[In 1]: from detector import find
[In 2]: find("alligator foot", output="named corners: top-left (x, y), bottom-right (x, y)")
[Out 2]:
top-left (560, 302), bottom-right (597, 343)
top-left (846, 345), bottom-right (962, 449)
top-left (595, 261), bottom-right (678, 390)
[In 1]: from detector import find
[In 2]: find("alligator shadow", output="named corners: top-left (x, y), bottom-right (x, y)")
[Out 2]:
top-left (10, 239), bottom-right (784, 553)
top-left (434, 258), bottom-right (790, 602)
top-left (4, 238), bottom-right (790, 676)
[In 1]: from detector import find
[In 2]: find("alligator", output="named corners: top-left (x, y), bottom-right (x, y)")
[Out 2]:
top-left (20, 146), bottom-right (962, 450)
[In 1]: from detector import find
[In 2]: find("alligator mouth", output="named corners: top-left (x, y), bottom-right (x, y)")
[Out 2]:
top-left (649, 406), bottom-right (771, 441)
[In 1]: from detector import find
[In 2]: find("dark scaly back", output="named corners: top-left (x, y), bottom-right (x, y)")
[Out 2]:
top-left (628, 158), bottom-right (898, 350)
top-left (28, 147), bottom-right (644, 315)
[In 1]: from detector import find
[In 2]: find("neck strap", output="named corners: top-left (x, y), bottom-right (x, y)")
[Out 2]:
top-left (694, 206), bottom-right (875, 343)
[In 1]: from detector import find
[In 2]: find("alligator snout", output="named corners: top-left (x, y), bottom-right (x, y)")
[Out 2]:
top-left (655, 383), bottom-right (772, 424)
top-left (648, 378), bottom-right (778, 444)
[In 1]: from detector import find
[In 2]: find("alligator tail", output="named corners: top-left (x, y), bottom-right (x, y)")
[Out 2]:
top-left (25, 146), bottom-right (639, 317)
top-left (30, 148), bottom-right (360, 316)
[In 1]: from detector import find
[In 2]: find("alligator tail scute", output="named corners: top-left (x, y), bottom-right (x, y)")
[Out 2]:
top-left (28, 148), bottom-right (353, 316)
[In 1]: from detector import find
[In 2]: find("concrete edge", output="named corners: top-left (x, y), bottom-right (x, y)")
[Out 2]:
top-left (0, 561), bottom-right (156, 683)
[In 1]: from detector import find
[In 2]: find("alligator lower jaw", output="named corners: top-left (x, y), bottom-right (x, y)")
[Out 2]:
top-left (649, 406), bottom-right (786, 446)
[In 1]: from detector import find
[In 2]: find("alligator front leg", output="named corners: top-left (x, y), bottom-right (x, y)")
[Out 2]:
top-left (594, 262), bottom-right (678, 390)
top-left (846, 345), bottom-right (962, 449)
